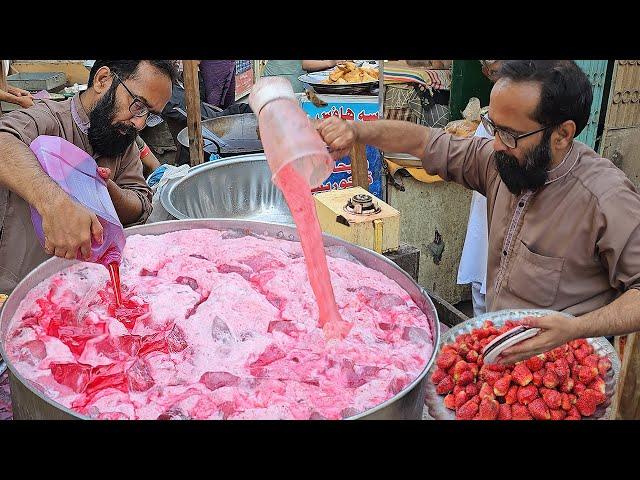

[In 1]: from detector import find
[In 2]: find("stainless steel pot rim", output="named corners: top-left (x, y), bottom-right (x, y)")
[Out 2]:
top-left (0, 218), bottom-right (440, 420)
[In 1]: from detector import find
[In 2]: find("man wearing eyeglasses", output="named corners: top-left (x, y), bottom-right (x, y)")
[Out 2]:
top-left (0, 60), bottom-right (177, 293)
top-left (318, 60), bottom-right (640, 363)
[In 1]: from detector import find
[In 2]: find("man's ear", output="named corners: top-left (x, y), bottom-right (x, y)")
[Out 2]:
top-left (92, 66), bottom-right (113, 95)
top-left (554, 120), bottom-right (577, 149)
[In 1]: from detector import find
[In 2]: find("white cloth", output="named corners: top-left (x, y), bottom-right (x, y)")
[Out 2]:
top-left (456, 122), bottom-right (493, 296)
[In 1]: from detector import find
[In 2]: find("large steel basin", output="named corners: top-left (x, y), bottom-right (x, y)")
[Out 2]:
top-left (0, 219), bottom-right (440, 420)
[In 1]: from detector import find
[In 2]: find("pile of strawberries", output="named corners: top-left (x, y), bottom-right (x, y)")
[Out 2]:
top-left (430, 320), bottom-right (613, 420)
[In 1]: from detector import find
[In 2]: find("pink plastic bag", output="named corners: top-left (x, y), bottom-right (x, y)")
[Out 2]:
top-left (29, 135), bottom-right (125, 266)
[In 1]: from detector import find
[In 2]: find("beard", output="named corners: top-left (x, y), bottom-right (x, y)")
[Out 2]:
top-left (88, 84), bottom-right (138, 157)
top-left (494, 130), bottom-right (553, 196)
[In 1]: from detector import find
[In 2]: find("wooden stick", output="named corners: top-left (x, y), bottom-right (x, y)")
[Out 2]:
top-left (614, 332), bottom-right (640, 419)
top-left (0, 60), bottom-right (7, 92)
top-left (182, 60), bottom-right (204, 166)
top-left (350, 143), bottom-right (369, 191)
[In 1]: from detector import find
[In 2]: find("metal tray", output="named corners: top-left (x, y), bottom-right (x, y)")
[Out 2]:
top-left (423, 309), bottom-right (621, 420)
top-left (299, 73), bottom-right (378, 95)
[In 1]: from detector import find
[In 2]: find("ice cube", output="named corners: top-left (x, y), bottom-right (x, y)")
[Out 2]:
top-left (138, 332), bottom-right (169, 357)
top-left (211, 316), bottom-right (235, 344)
top-left (18, 340), bottom-right (47, 366)
top-left (402, 326), bottom-right (431, 345)
top-left (267, 320), bottom-right (298, 337)
top-left (50, 362), bottom-right (91, 393)
top-left (325, 245), bottom-right (363, 265)
top-left (139, 268), bottom-right (158, 277)
top-left (127, 358), bottom-right (155, 392)
top-left (175, 276), bottom-right (199, 292)
top-left (200, 371), bottom-right (241, 391)
top-left (166, 325), bottom-right (188, 353)
top-left (340, 407), bottom-right (360, 418)
top-left (157, 407), bottom-right (189, 420)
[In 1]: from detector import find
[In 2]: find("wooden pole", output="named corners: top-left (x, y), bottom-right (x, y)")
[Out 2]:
top-left (350, 143), bottom-right (369, 191)
top-left (613, 333), bottom-right (640, 419)
top-left (182, 60), bottom-right (204, 166)
top-left (0, 60), bottom-right (7, 92)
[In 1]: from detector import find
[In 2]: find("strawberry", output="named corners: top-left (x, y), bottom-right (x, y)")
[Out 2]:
top-left (431, 368), bottom-right (448, 385)
top-left (528, 398), bottom-right (551, 420)
top-left (505, 385), bottom-right (519, 405)
top-left (540, 388), bottom-right (562, 409)
top-left (579, 343), bottom-right (594, 355)
top-left (517, 384), bottom-right (539, 406)
top-left (567, 405), bottom-right (581, 417)
top-left (512, 403), bottom-right (533, 420)
top-left (479, 382), bottom-right (495, 401)
top-left (455, 390), bottom-right (469, 409)
top-left (465, 383), bottom-right (479, 397)
top-left (477, 397), bottom-right (500, 420)
top-left (485, 363), bottom-right (507, 372)
top-left (456, 399), bottom-right (479, 420)
top-left (457, 370), bottom-right (475, 386)
top-left (437, 351), bottom-right (458, 370)
top-left (560, 377), bottom-right (574, 394)
top-left (569, 393), bottom-right (577, 405)
top-left (543, 370), bottom-right (560, 389)
top-left (482, 320), bottom-right (495, 329)
top-left (447, 365), bottom-right (457, 376)
top-left (453, 385), bottom-right (465, 396)
top-left (453, 360), bottom-right (470, 381)
top-left (483, 369), bottom-right (503, 387)
top-left (561, 393), bottom-right (572, 411)
top-left (441, 344), bottom-right (458, 355)
top-left (493, 374), bottom-right (512, 397)
top-left (547, 347), bottom-right (565, 362)
top-left (573, 382), bottom-right (587, 395)
top-left (577, 365), bottom-right (599, 384)
top-left (471, 394), bottom-right (481, 404)
top-left (565, 414), bottom-right (581, 420)
top-left (550, 408), bottom-right (567, 421)
top-left (525, 355), bottom-right (545, 372)
top-left (589, 376), bottom-right (606, 395)
top-left (468, 364), bottom-right (479, 378)
top-left (574, 348), bottom-right (589, 362)
top-left (576, 391), bottom-right (597, 417)
top-left (466, 350), bottom-right (479, 363)
top-left (479, 338), bottom-right (491, 348)
top-left (582, 354), bottom-right (600, 368)
top-left (582, 388), bottom-right (606, 406)
top-left (444, 393), bottom-right (456, 410)
top-left (512, 363), bottom-right (533, 386)
top-left (472, 341), bottom-right (482, 352)
top-left (497, 404), bottom-right (512, 420)
top-left (597, 357), bottom-right (612, 376)
top-left (532, 369), bottom-right (545, 387)
top-left (569, 339), bottom-right (588, 349)
top-left (436, 375), bottom-right (455, 395)
top-left (565, 351), bottom-right (576, 366)
top-left (553, 358), bottom-right (570, 381)
top-left (545, 362), bottom-right (555, 371)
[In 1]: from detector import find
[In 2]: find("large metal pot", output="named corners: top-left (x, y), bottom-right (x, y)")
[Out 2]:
top-left (0, 219), bottom-right (440, 420)
top-left (160, 154), bottom-right (293, 225)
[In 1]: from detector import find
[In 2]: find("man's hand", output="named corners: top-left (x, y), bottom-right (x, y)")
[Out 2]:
top-left (316, 116), bottom-right (357, 160)
top-left (498, 314), bottom-right (584, 365)
top-left (15, 95), bottom-right (34, 108)
top-left (40, 194), bottom-right (104, 261)
top-left (7, 86), bottom-right (31, 97)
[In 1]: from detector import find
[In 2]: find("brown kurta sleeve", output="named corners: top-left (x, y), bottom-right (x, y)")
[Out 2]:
top-left (595, 178), bottom-right (640, 292)
top-left (0, 104), bottom-right (61, 144)
top-left (113, 144), bottom-right (152, 226)
top-left (420, 128), bottom-right (497, 196)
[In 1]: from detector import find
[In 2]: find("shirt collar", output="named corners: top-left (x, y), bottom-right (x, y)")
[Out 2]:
top-left (545, 141), bottom-right (578, 185)
top-left (70, 93), bottom-right (91, 134)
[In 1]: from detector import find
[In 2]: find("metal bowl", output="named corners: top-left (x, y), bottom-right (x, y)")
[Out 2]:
top-left (423, 309), bottom-right (621, 420)
top-left (176, 114), bottom-right (263, 157)
top-left (0, 219), bottom-right (440, 420)
top-left (160, 154), bottom-right (293, 225)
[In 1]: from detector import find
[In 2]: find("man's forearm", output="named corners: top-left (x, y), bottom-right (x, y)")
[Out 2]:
top-left (0, 132), bottom-right (66, 213)
top-left (576, 289), bottom-right (640, 338)
top-left (352, 120), bottom-right (432, 159)
top-left (105, 180), bottom-right (144, 225)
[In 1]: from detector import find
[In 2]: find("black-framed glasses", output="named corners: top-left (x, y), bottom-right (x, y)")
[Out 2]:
top-left (481, 113), bottom-right (555, 149)
top-left (112, 72), bottom-right (163, 127)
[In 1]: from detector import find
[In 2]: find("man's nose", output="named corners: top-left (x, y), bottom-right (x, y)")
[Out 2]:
top-left (493, 133), bottom-right (509, 153)
top-left (130, 116), bottom-right (147, 131)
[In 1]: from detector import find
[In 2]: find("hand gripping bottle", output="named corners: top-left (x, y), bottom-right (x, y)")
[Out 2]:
top-left (29, 135), bottom-right (126, 268)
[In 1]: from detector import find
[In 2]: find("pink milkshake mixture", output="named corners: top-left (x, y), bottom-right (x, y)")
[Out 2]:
top-left (5, 229), bottom-right (434, 419)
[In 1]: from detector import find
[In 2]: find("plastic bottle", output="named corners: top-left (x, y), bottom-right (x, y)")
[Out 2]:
top-left (29, 135), bottom-right (125, 267)
top-left (248, 77), bottom-right (334, 188)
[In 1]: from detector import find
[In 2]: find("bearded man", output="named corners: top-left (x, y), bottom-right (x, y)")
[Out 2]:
top-left (0, 60), bottom-right (176, 293)
top-left (318, 60), bottom-right (640, 363)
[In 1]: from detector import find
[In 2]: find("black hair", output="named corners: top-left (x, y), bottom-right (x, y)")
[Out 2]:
top-left (87, 60), bottom-right (179, 87)
top-left (498, 60), bottom-right (593, 136)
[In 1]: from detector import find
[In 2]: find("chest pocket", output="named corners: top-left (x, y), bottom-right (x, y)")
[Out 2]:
top-left (507, 240), bottom-right (565, 307)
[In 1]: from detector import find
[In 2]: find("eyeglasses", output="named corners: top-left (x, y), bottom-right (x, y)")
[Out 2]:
top-left (112, 72), bottom-right (163, 127)
top-left (481, 113), bottom-right (555, 149)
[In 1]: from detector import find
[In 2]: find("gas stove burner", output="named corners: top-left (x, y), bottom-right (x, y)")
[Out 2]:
top-left (344, 193), bottom-right (381, 216)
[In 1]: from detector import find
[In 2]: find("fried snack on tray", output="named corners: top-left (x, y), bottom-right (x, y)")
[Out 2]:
top-left (323, 62), bottom-right (379, 84)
